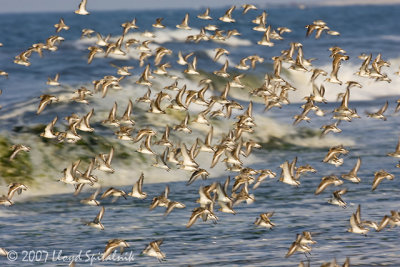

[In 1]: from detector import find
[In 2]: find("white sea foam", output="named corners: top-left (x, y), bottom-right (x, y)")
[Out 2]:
top-left (211, 36), bottom-right (252, 47)
top-left (74, 27), bottom-right (251, 49)
top-left (282, 57), bottom-right (400, 103)
top-left (381, 35), bottom-right (400, 42)
top-left (0, 208), bottom-right (18, 217)
top-left (5, 100), bottom-right (352, 199)
top-left (0, 62), bottom-right (358, 198)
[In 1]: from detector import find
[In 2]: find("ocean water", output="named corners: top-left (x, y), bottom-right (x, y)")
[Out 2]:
top-left (0, 3), bottom-right (400, 266)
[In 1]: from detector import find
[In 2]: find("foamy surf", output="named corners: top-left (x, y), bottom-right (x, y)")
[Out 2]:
top-left (282, 57), bottom-right (400, 103)
top-left (0, 72), bottom-right (354, 198)
top-left (74, 27), bottom-right (252, 49)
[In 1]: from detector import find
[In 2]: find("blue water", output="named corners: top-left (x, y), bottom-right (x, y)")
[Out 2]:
top-left (0, 3), bottom-right (400, 266)
top-left (1, 5), bottom-right (400, 103)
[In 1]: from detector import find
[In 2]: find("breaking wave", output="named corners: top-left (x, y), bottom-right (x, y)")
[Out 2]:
top-left (0, 69), bottom-right (354, 197)
top-left (282, 57), bottom-right (400, 103)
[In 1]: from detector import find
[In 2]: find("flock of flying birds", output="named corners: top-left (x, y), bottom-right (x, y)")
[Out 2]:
top-left (1, 0), bottom-right (400, 266)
